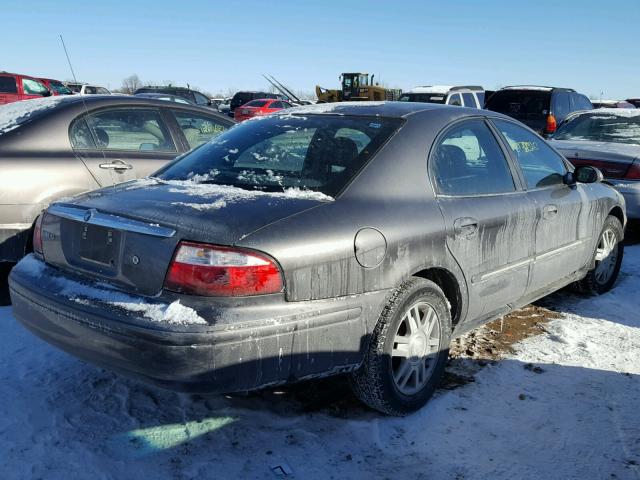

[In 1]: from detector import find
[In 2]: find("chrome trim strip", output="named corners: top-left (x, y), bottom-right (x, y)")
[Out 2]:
top-left (0, 223), bottom-right (32, 231)
top-left (47, 204), bottom-right (176, 238)
top-left (473, 258), bottom-right (532, 283)
top-left (536, 240), bottom-right (584, 261)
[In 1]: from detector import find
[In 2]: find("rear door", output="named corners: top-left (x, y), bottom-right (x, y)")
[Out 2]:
top-left (0, 75), bottom-right (19, 104)
top-left (491, 119), bottom-right (595, 294)
top-left (69, 107), bottom-right (180, 185)
top-left (431, 118), bottom-right (536, 324)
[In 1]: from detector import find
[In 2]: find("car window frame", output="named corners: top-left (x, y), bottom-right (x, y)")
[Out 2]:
top-left (69, 106), bottom-right (180, 154)
top-left (488, 117), bottom-right (572, 192)
top-left (428, 116), bottom-right (525, 198)
top-left (461, 92), bottom-right (477, 108)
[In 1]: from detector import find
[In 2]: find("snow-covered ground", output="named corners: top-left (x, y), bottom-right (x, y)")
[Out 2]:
top-left (1, 244), bottom-right (639, 479)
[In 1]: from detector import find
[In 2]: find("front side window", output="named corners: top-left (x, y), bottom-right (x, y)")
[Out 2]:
top-left (70, 109), bottom-right (176, 152)
top-left (193, 91), bottom-right (210, 106)
top-left (172, 111), bottom-right (229, 149)
top-left (447, 94), bottom-right (462, 106)
top-left (493, 119), bottom-right (567, 188)
top-left (432, 119), bottom-right (516, 195)
top-left (0, 76), bottom-right (18, 93)
top-left (22, 78), bottom-right (49, 95)
top-left (158, 114), bottom-right (403, 197)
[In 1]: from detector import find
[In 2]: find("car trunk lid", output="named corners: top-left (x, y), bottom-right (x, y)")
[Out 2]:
top-left (551, 139), bottom-right (640, 179)
top-left (40, 178), bottom-right (331, 296)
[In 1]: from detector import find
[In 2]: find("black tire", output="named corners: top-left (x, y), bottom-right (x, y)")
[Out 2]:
top-left (349, 278), bottom-right (452, 416)
top-left (0, 262), bottom-right (14, 306)
top-left (575, 215), bottom-right (624, 295)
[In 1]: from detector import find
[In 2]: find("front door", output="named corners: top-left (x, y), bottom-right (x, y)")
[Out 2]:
top-left (491, 119), bottom-right (594, 294)
top-left (69, 107), bottom-right (180, 186)
top-left (432, 118), bottom-right (536, 323)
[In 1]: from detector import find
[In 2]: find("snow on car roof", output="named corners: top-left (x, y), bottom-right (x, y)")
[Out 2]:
top-left (406, 85), bottom-right (455, 94)
top-left (583, 108), bottom-right (640, 117)
top-left (0, 96), bottom-right (71, 134)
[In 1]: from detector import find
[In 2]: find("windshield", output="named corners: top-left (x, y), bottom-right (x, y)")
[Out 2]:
top-left (48, 80), bottom-right (73, 95)
top-left (399, 93), bottom-right (446, 104)
top-left (158, 114), bottom-right (403, 197)
top-left (554, 111), bottom-right (640, 145)
top-left (486, 90), bottom-right (550, 116)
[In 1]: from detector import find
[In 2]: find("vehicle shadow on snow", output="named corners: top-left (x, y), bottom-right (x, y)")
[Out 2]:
top-left (24, 351), bottom-right (640, 479)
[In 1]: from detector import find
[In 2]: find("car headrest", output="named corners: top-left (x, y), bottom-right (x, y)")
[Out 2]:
top-left (329, 136), bottom-right (360, 167)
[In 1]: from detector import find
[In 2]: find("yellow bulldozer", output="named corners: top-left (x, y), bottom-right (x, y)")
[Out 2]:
top-left (315, 73), bottom-right (399, 103)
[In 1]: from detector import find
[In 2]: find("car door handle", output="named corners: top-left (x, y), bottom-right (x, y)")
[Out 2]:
top-left (543, 204), bottom-right (558, 219)
top-left (99, 160), bottom-right (133, 171)
top-left (454, 217), bottom-right (479, 238)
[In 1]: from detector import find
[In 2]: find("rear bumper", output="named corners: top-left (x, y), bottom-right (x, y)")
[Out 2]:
top-left (9, 255), bottom-right (384, 392)
top-left (612, 181), bottom-right (640, 219)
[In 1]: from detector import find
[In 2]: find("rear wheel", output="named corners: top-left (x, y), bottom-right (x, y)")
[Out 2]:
top-left (350, 278), bottom-right (451, 416)
top-left (576, 215), bottom-right (624, 295)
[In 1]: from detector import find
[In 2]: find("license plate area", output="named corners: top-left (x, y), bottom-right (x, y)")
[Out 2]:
top-left (78, 224), bottom-right (120, 267)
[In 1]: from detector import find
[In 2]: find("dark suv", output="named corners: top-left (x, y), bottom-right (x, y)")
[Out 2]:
top-left (485, 86), bottom-right (592, 136)
top-left (134, 86), bottom-right (213, 108)
top-left (229, 91), bottom-right (283, 117)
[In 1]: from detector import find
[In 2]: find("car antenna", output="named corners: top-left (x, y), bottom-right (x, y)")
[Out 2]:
top-left (59, 34), bottom-right (111, 185)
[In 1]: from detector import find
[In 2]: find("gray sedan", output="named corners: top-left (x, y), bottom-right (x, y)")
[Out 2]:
top-left (549, 109), bottom-right (640, 219)
top-left (0, 95), bottom-right (233, 270)
top-left (9, 102), bottom-right (625, 415)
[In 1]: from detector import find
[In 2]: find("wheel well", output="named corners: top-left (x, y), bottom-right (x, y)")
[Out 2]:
top-left (609, 206), bottom-right (624, 228)
top-left (414, 268), bottom-right (462, 325)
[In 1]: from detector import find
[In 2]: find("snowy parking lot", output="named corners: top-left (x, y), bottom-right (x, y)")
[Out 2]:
top-left (1, 240), bottom-right (639, 480)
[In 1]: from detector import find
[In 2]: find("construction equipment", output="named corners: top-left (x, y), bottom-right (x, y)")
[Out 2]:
top-left (315, 73), bottom-right (399, 103)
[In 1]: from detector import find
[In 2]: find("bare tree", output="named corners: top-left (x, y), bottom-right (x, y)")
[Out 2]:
top-left (120, 74), bottom-right (143, 94)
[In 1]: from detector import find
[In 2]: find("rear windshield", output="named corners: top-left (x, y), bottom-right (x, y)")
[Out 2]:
top-left (554, 111), bottom-right (640, 145)
top-left (486, 90), bottom-right (551, 116)
top-left (399, 93), bottom-right (446, 104)
top-left (245, 100), bottom-right (269, 107)
top-left (158, 114), bottom-right (403, 197)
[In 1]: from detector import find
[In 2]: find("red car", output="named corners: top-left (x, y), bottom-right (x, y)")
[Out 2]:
top-left (38, 78), bottom-right (74, 96)
top-left (0, 72), bottom-right (52, 105)
top-left (234, 98), bottom-right (293, 122)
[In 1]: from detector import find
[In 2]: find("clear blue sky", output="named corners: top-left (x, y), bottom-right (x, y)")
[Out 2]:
top-left (2, 0), bottom-right (638, 99)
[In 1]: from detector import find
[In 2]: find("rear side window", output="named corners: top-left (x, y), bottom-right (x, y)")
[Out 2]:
top-left (0, 76), bottom-right (18, 93)
top-left (70, 109), bottom-right (176, 152)
top-left (172, 110), bottom-right (229, 150)
top-left (462, 92), bottom-right (477, 108)
top-left (432, 119), bottom-right (515, 195)
top-left (270, 101), bottom-right (284, 109)
top-left (553, 91), bottom-right (571, 119)
top-left (447, 94), bottom-right (462, 106)
top-left (493, 119), bottom-right (567, 188)
top-left (158, 115), bottom-right (403, 197)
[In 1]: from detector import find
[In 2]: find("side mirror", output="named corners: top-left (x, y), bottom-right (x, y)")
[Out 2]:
top-left (42, 90), bottom-right (52, 97)
top-left (574, 165), bottom-right (603, 184)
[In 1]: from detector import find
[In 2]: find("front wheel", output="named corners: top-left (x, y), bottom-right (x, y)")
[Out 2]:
top-left (576, 215), bottom-right (624, 295)
top-left (350, 278), bottom-right (451, 416)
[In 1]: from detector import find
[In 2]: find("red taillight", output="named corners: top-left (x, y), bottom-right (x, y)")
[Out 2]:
top-left (625, 162), bottom-right (640, 180)
top-left (33, 215), bottom-right (43, 255)
top-left (545, 114), bottom-right (557, 134)
top-left (164, 242), bottom-right (283, 297)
